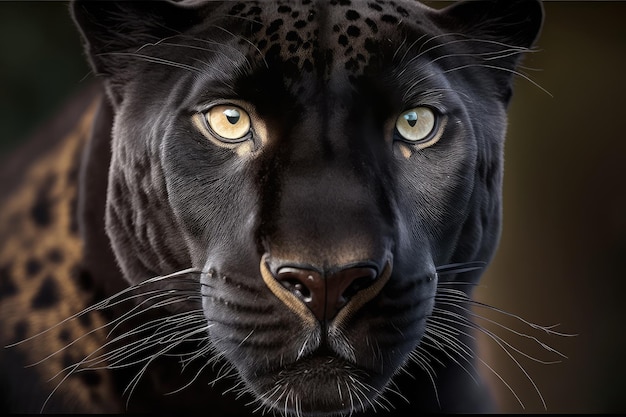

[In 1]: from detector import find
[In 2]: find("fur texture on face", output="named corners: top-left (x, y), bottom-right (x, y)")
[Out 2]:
top-left (0, 1), bottom-right (545, 415)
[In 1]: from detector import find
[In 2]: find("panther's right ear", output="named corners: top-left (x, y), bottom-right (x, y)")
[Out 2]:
top-left (432, 0), bottom-right (544, 105)
top-left (70, 0), bottom-right (205, 105)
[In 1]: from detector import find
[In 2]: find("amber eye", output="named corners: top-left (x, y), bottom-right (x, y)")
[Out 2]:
top-left (395, 107), bottom-right (438, 147)
top-left (205, 105), bottom-right (251, 142)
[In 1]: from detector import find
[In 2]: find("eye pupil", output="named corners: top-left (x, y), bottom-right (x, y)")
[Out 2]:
top-left (404, 111), bottom-right (418, 127)
top-left (395, 106), bottom-right (439, 148)
top-left (224, 109), bottom-right (241, 125)
top-left (202, 104), bottom-right (251, 142)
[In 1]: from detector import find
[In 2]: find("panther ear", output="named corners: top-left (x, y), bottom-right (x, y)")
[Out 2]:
top-left (70, 0), bottom-right (205, 105)
top-left (437, 0), bottom-right (544, 50)
top-left (435, 0), bottom-right (544, 100)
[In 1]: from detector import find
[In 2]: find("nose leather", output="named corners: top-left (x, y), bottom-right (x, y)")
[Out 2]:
top-left (260, 254), bottom-right (393, 326)
top-left (274, 265), bottom-right (378, 322)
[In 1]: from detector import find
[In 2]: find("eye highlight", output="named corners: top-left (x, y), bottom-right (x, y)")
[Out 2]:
top-left (395, 107), bottom-right (439, 147)
top-left (205, 105), bottom-right (251, 142)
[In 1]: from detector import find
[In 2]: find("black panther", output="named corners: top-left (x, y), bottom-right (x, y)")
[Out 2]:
top-left (0, 1), bottom-right (545, 414)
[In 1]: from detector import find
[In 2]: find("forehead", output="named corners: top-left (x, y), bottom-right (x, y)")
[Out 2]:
top-left (202, 0), bottom-right (435, 80)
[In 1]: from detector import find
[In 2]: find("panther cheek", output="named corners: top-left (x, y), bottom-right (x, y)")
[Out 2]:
top-left (395, 143), bottom-right (413, 159)
top-left (235, 142), bottom-right (254, 157)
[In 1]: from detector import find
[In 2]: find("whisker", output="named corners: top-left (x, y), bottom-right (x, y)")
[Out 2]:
top-left (23, 289), bottom-right (201, 370)
top-left (412, 59), bottom-right (553, 99)
top-left (122, 323), bottom-right (212, 405)
top-left (477, 355), bottom-right (525, 409)
top-left (437, 288), bottom-right (576, 339)
top-left (436, 261), bottom-right (487, 276)
top-left (98, 52), bottom-right (202, 73)
top-left (27, 269), bottom-right (204, 411)
top-left (429, 280), bottom-right (575, 411)
top-left (408, 346), bottom-right (441, 408)
top-left (7, 268), bottom-right (202, 348)
top-left (391, 33), bottom-right (552, 103)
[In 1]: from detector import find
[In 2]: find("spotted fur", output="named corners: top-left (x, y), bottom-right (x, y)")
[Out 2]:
top-left (0, 95), bottom-right (122, 411)
top-left (1, 1), bottom-right (549, 415)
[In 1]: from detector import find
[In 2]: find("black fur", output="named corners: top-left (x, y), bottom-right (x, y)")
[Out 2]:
top-left (3, 1), bottom-right (544, 414)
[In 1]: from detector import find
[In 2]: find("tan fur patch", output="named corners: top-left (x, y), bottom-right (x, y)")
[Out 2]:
top-left (0, 100), bottom-right (120, 411)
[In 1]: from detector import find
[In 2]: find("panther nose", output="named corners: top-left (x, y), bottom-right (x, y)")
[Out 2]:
top-left (274, 264), bottom-right (379, 322)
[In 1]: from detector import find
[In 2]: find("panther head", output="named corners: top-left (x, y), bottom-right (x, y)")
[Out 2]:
top-left (72, 0), bottom-right (542, 414)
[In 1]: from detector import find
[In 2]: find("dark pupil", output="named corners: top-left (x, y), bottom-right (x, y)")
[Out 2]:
top-left (224, 109), bottom-right (240, 125)
top-left (404, 111), bottom-right (418, 127)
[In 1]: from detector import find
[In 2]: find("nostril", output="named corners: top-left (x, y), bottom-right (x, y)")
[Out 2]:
top-left (280, 277), bottom-right (312, 302)
top-left (275, 267), bottom-right (322, 305)
top-left (341, 270), bottom-right (377, 300)
top-left (270, 263), bottom-right (385, 323)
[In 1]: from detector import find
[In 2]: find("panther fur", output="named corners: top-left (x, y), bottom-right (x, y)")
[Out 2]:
top-left (0, 0), bottom-right (544, 414)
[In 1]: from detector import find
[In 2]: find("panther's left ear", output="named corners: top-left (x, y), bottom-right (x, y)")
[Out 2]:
top-left (434, 0), bottom-right (544, 99)
top-left (70, 0), bottom-right (206, 106)
top-left (437, 0), bottom-right (544, 50)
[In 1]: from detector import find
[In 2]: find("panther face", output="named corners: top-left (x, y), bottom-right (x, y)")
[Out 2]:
top-left (71, 0), bottom-right (543, 414)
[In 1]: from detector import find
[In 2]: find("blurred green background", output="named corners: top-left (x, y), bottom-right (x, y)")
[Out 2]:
top-left (0, 1), bottom-right (89, 154)
top-left (1, 0), bottom-right (625, 413)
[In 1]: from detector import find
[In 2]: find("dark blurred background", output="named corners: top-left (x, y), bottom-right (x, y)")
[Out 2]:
top-left (1, 0), bottom-right (624, 413)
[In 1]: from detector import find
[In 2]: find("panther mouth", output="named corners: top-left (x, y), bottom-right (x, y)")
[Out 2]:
top-left (252, 351), bottom-right (385, 417)
top-left (202, 258), bottom-right (421, 415)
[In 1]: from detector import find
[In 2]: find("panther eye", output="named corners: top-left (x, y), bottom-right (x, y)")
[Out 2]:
top-left (395, 107), bottom-right (439, 148)
top-left (205, 105), bottom-right (251, 142)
